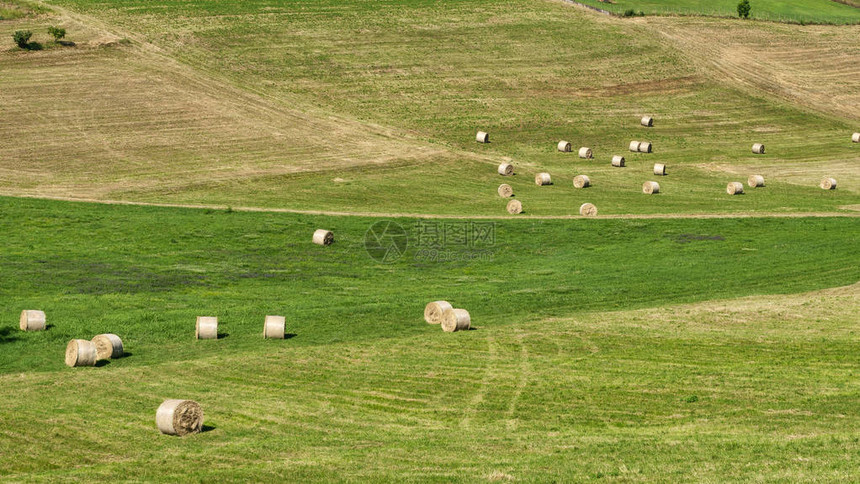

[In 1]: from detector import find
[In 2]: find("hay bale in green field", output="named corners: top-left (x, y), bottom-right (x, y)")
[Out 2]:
top-left (263, 315), bottom-right (286, 339)
top-left (65, 339), bottom-right (97, 367)
top-left (820, 177), bottom-right (837, 190)
top-left (195, 316), bottom-right (218, 340)
top-left (441, 308), bottom-right (471, 332)
top-left (92, 334), bottom-right (123, 359)
top-left (748, 175), bottom-right (765, 188)
top-left (19, 310), bottom-right (45, 331)
top-left (156, 399), bottom-right (204, 436)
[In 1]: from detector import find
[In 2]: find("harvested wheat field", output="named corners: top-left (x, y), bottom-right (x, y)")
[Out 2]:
top-left (0, 0), bottom-right (859, 481)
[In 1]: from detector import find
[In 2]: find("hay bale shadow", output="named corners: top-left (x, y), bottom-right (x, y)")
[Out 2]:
top-left (57, 40), bottom-right (76, 47)
top-left (284, 333), bottom-right (297, 340)
top-left (201, 425), bottom-right (216, 433)
top-left (94, 359), bottom-right (111, 367)
top-left (0, 327), bottom-right (19, 343)
top-left (217, 332), bottom-right (229, 339)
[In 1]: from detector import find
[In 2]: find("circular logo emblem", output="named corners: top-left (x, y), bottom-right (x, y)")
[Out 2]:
top-left (364, 221), bottom-right (408, 263)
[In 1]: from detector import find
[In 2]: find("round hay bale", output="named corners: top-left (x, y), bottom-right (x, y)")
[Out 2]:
top-left (156, 399), bottom-right (204, 436)
top-left (312, 229), bottom-right (334, 246)
top-left (535, 172), bottom-right (552, 186)
top-left (853, 133), bottom-right (860, 143)
top-left (424, 301), bottom-right (453, 324)
top-left (195, 316), bottom-right (218, 340)
top-left (506, 199), bottom-right (523, 215)
top-left (557, 141), bottom-right (572, 152)
top-left (573, 175), bottom-right (591, 189)
top-left (441, 308), bottom-right (471, 332)
top-left (263, 315), bottom-right (286, 339)
top-left (821, 177), bottom-right (837, 190)
top-left (476, 131), bottom-right (489, 143)
top-left (579, 203), bottom-right (597, 217)
top-left (748, 175), bottom-right (765, 188)
top-left (497, 163), bottom-right (513, 176)
top-left (19, 310), bottom-right (46, 331)
top-left (578, 147), bottom-right (593, 159)
top-left (629, 140), bottom-right (641, 152)
top-left (638, 141), bottom-right (652, 153)
top-left (653, 163), bottom-right (666, 176)
top-left (498, 183), bottom-right (513, 198)
top-left (65, 339), bottom-right (97, 367)
top-left (641, 116), bottom-right (654, 127)
top-left (611, 156), bottom-right (625, 167)
top-left (92, 334), bottom-right (123, 360)
top-left (752, 143), bottom-right (765, 154)
top-left (727, 182), bottom-right (744, 195)
top-left (642, 181), bottom-right (660, 194)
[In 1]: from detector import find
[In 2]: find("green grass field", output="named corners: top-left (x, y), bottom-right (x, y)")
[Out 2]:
top-left (1, 197), bottom-right (858, 481)
top-left (577, 0), bottom-right (860, 24)
top-left (1, 0), bottom-right (859, 481)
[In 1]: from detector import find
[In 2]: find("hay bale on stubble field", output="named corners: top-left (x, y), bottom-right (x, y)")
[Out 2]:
top-left (19, 310), bottom-right (46, 331)
top-left (820, 177), bottom-right (837, 190)
top-left (573, 175), bottom-right (591, 189)
top-left (498, 184), bottom-right (513, 198)
top-left (441, 308), bottom-right (471, 332)
top-left (638, 141), bottom-right (652, 153)
top-left (424, 301), bottom-right (453, 324)
top-left (312, 229), bottom-right (334, 246)
top-left (156, 399), bottom-right (204, 436)
top-left (498, 163), bottom-right (513, 176)
top-left (535, 173), bottom-right (552, 186)
top-left (263, 315), bottom-right (286, 339)
top-left (92, 334), bottom-right (123, 360)
top-left (629, 141), bottom-right (641, 152)
top-left (641, 116), bottom-right (654, 127)
top-left (579, 203), bottom-right (597, 217)
top-left (653, 163), bottom-right (666, 176)
top-left (506, 199), bottom-right (523, 214)
top-left (557, 141), bottom-right (572, 152)
top-left (476, 131), bottom-right (489, 143)
top-left (611, 156), bottom-right (625, 167)
top-left (642, 181), bottom-right (660, 194)
top-left (195, 317), bottom-right (218, 340)
top-left (853, 133), bottom-right (859, 143)
top-left (65, 339), bottom-right (97, 367)
top-left (748, 175), bottom-right (765, 188)
top-left (752, 143), bottom-right (765, 154)
top-left (578, 147), bottom-right (593, 159)
top-left (727, 182), bottom-right (744, 195)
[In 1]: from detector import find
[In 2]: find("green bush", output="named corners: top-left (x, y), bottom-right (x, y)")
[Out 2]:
top-left (48, 26), bottom-right (66, 41)
top-left (738, 0), bottom-right (751, 19)
top-left (12, 30), bottom-right (32, 48)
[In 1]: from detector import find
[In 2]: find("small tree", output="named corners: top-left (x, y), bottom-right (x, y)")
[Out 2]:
top-left (48, 26), bottom-right (66, 42)
top-left (737, 0), bottom-right (751, 19)
top-left (12, 30), bottom-right (32, 48)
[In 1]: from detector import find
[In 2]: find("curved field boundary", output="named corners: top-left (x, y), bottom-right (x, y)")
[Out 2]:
top-left (10, 194), bottom-right (859, 220)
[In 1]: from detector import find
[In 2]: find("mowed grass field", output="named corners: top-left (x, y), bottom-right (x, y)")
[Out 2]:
top-left (0, 0), bottom-right (858, 215)
top-left (576, 0), bottom-right (860, 24)
top-left (0, 197), bottom-right (858, 481)
top-left (0, 0), bottom-right (859, 481)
